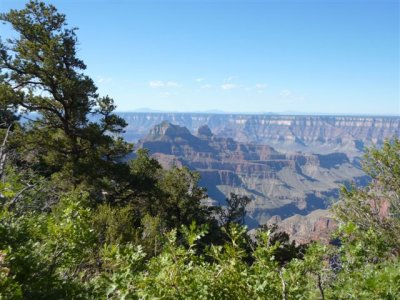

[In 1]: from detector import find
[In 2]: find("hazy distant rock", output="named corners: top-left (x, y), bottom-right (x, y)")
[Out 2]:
top-left (137, 122), bottom-right (368, 229)
top-left (148, 121), bottom-right (192, 139)
top-left (197, 125), bottom-right (213, 138)
top-left (124, 113), bottom-right (399, 239)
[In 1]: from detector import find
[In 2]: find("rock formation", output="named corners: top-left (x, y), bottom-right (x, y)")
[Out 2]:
top-left (120, 113), bottom-right (400, 156)
top-left (137, 122), bottom-right (368, 229)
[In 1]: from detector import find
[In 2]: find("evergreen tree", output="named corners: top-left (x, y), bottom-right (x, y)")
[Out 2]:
top-left (0, 1), bottom-right (132, 189)
top-left (0, 82), bottom-right (21, 180)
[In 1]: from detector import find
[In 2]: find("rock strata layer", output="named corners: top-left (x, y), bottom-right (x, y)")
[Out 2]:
top-left (121, 113), bottom-right (400, 156)
top-left (137, 122), bottom-right (368, 229)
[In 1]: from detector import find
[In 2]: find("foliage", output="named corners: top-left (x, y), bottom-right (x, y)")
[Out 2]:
top-left (0, 2), bottom-right (398, 299)
top-left (92, 203), bottom-right (138, 245)
top-left (0, 82), bottom-right (20, 127)
top-left (328, 258), bottom-right (400, 299)
top-left (0, 0), bottom-right (132, 191)
top-left (217, 193), bottom-right (251, 227)
top-left (0, 191), bottom-right (94, 299)
top-left (333, 138), bottom-right (400, 262)
top-left (258, 224), bottom-right (308, 266)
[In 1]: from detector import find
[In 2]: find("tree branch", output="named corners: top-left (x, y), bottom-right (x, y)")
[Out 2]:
top-left (0, 123), bottom-right (12, 179)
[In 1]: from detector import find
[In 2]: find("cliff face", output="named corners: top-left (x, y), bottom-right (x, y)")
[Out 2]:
top-left (121, 113), bottom-right (400, 155)
top-left (137, 122), bottom-right (368, 229)
top-left (267, 210), bottom-right (337, 244)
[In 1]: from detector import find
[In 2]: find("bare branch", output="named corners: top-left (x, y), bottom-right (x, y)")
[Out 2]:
top-left (8, 183), bottom-right (37, 208)
top-left (0, 123), bottom-right (12, 179)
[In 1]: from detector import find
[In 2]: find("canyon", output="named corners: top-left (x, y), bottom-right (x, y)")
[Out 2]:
top-left (123, 113), bottom-right (399, 242)
top-left (120, 113), bottom-right (400, 156)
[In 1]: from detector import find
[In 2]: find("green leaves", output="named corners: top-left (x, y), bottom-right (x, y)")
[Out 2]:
top-left (181, 221), bottom-right (208, 248)
top-left (0, 0), bottom-right (132, 192)
top-left (333, 138), bottom-right (400, 267)
top-left (1, 191), bottom-right (399, 299)
top-left (0, 2), bottom-right (399, 299)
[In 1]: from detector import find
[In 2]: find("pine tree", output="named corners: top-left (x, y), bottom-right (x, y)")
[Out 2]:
top-left (0, 1), bottom-right (132, 188)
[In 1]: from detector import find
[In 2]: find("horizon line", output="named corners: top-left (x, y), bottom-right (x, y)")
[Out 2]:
top-left (115, 110), bottom-right (400, 118)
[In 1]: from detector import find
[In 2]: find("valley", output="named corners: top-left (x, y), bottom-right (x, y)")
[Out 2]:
top-left (136, 121), bottom-right (367, 228)
top-left (119, 113), bottom-right (400, 240)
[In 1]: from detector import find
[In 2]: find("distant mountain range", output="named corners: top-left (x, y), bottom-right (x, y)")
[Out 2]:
top-left (122, 113), bottom-right (399, 242)
top-left (120, 113), bottom-right (400, 156)
top-left (122, 109), bottom-right (399, 116)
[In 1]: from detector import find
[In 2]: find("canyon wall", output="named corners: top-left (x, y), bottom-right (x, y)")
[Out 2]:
top-left (137, 122), bottom-right (368, 229)
top-left (120, 113), bottom-right (400, 156)
top-left (126, 113), bottom-right (399, 241)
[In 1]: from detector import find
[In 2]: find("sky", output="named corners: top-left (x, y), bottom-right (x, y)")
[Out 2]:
top-left (1, 0), bottom-right (399, 115)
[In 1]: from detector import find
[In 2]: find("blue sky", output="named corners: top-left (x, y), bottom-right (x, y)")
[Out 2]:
top-left (1, 0), bottom-right (399, 115)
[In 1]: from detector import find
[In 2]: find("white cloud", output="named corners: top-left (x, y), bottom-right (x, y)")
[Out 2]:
top-left (255, 83), bottom-right (267, 89)
top-left (195, 78), bottom-right (205, 82)
top-left (280, 89), bottom-right (292, 97)
top-left (97, 76), bottom-right (112, 84)
top-left (225, 76), bottom-right (235, 82)
top-left (166, 81), bottom-right (180, 87)
top-left (202, 84), bottom-right (212, 89)
top-left (221, 83), bottom-right (237, 90)
top-left (149, 80), bottom-right (164, 88)
top-left (278, 89), bottom-right (305, 102)
top-left (149, 80), bottom-right (181, 88)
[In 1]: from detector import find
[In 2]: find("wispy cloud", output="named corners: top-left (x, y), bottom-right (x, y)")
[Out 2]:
top-left (221, 83), bottom-right (237, 90)
top-left (202, 84), bottom-right (212, 89)
top-left (279, 89), bottom-right (305, 102)
top-left (166, 81), bottom-right (180, 87)
top-left (97, 76), bottom-right (112, 84)
top-left (280, 89), bottom-right (292, 97)
top-left (149, 80), bottom-right (164, 88)
top-left (225, 76), bottom-right (235, 82)
top-left (255, 83), bottom-right (267, 90)
top-left (159, 91), bottom-right (172, 97)
top-left (149, 80), bottom-right (181, 88)
top-left (195, 78), bottom-right (205, 82)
